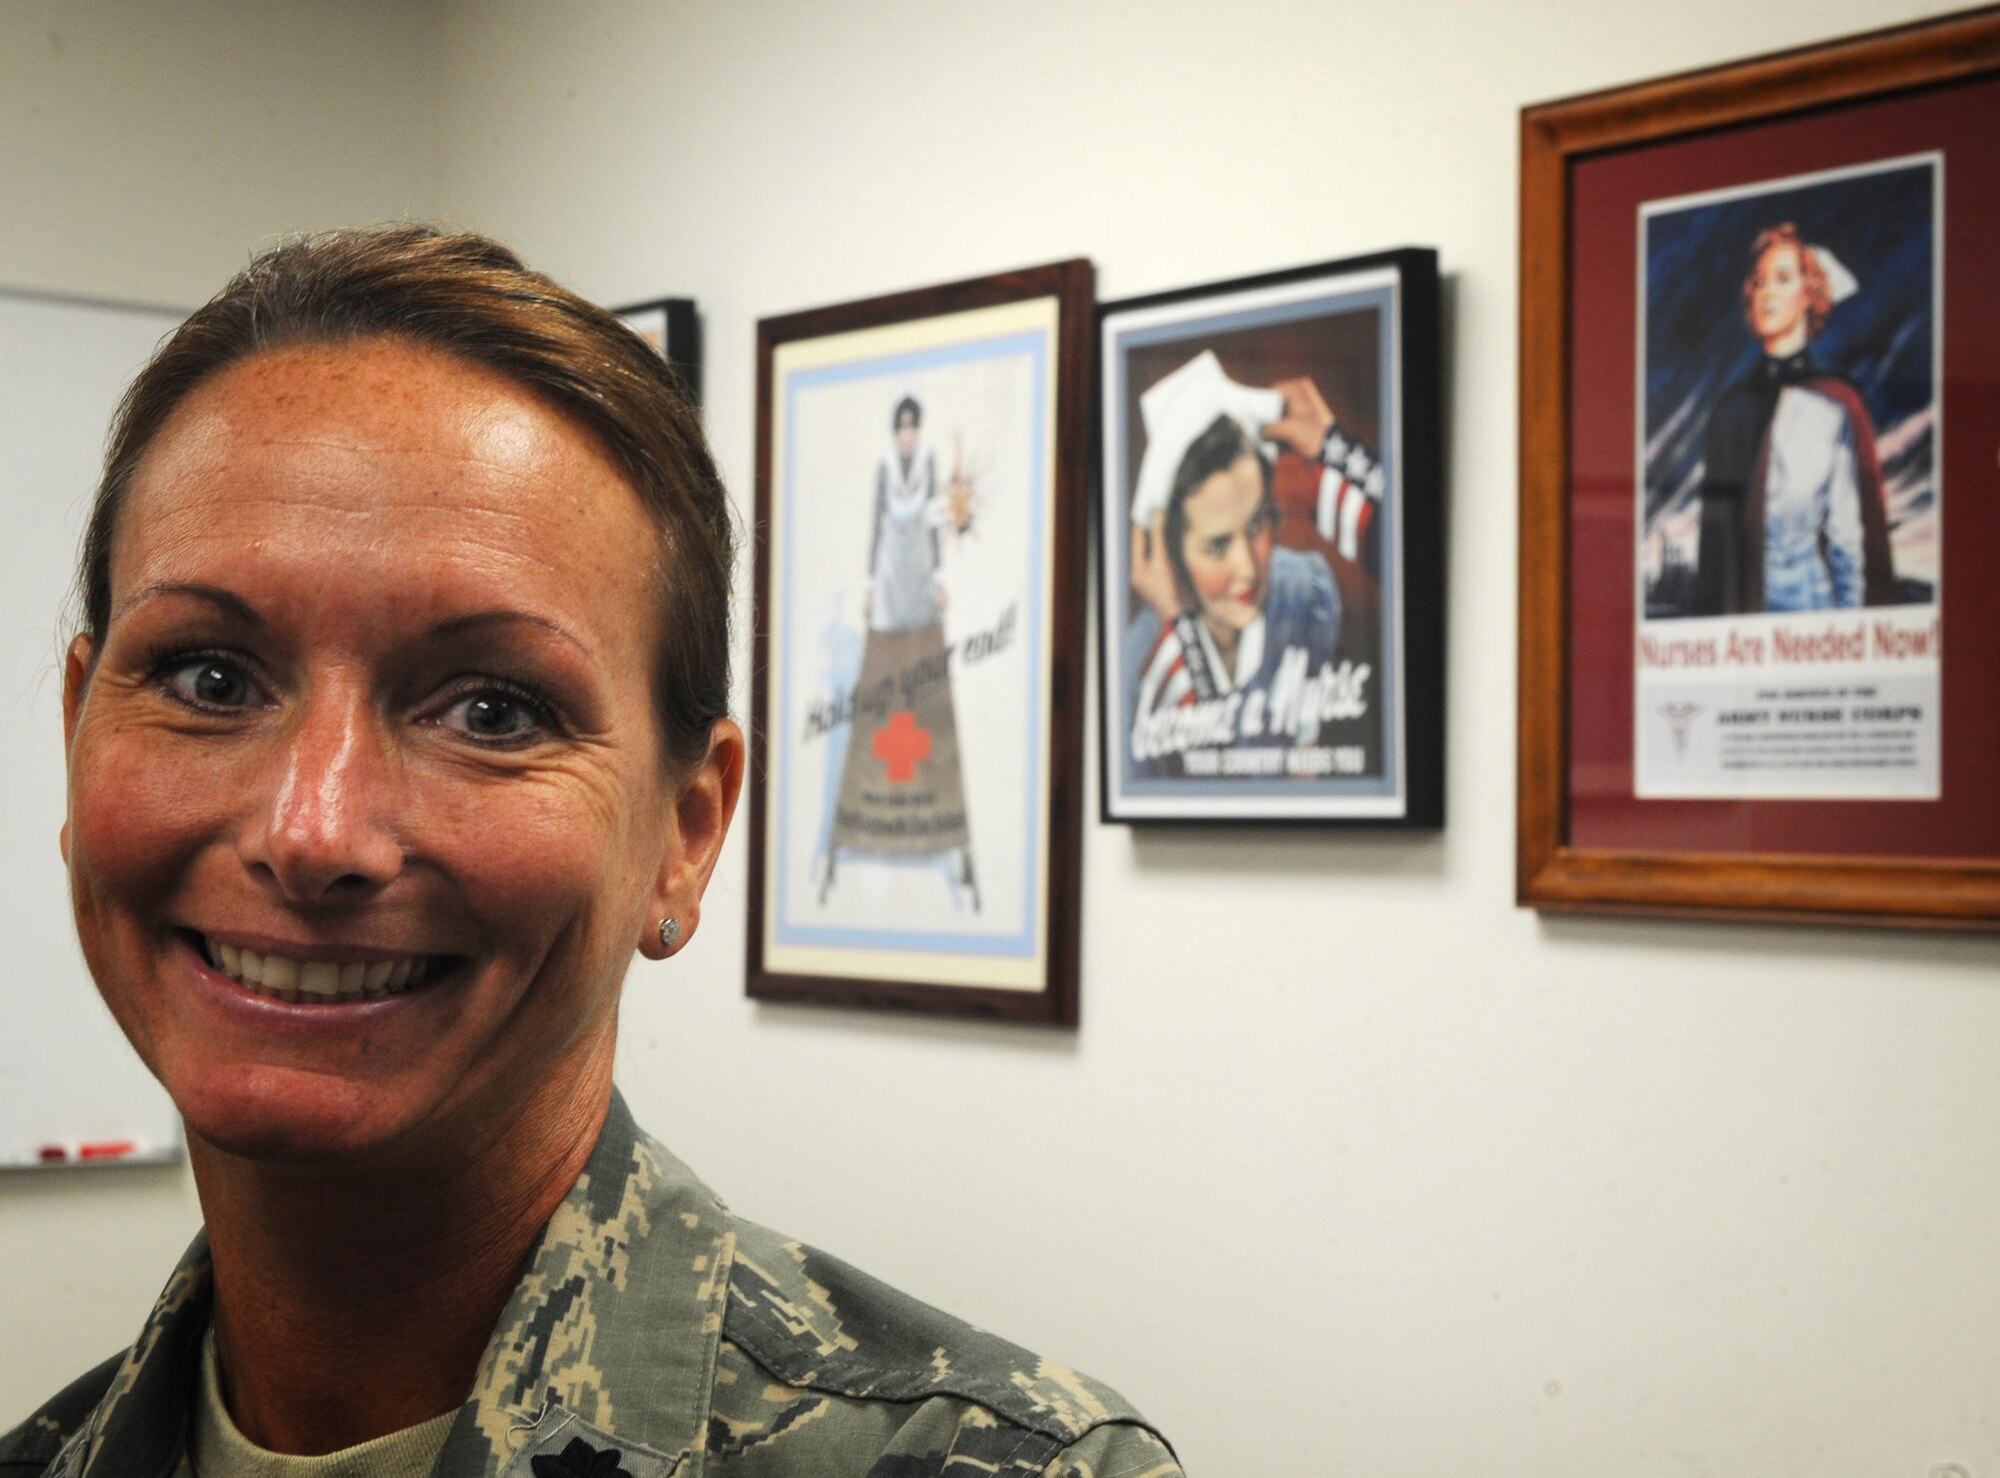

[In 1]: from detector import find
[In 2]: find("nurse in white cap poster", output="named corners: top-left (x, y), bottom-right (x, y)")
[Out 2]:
top-left (1098, 251), bottom-right (1443, 825)
top-left (1634, 154), bottom-right (1942, 800)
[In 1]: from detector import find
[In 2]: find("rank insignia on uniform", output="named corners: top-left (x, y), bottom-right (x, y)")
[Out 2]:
top-left (531, 1435), bottom-right (633, 1478)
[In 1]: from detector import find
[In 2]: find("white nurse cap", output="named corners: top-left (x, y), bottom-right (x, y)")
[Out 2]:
top-left (1810, 244), bottom-right (1860, 304)
top-left (1129, 351), bottom-right (1284, 527)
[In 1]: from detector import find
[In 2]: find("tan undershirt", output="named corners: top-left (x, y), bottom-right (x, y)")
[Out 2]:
top-left (177, 1326), bottom-right (457, 1478)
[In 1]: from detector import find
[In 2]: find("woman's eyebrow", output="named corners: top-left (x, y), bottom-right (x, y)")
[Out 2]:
top-left (430, 609), bottom-right (592, 656)
top-left (111, 582), bottom-right (263, 626)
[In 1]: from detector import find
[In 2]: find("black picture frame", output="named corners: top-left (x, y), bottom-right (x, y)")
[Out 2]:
top-left (1096, 249), bottom-right (1444, 826)
top-left (614, 296), bottom-right (701, 407)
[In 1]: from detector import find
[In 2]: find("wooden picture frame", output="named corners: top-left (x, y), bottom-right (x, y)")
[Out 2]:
top-left (747, 261), bottom-right (1093, 1022)
top-left (1097, 250), bottom-right (1444, 826)
top-left (1518, 9), bottom-right (2000, 928)
top-left (614, 296), bottom-right (701, 406)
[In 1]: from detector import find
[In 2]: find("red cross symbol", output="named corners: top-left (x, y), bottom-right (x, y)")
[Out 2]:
top-left (872, 709), bottom-right (932, 783)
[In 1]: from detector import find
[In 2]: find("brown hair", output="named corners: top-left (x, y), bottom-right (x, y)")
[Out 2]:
top-left (1741, 223), bottom-right (1835, 341)
top-left (1163, 414), bottom-right (1275, 611)
top-left (76, 224), bottom-right (732, 771)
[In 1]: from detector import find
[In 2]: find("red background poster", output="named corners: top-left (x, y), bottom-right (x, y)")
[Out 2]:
top-left (1565, 73), bottom-right (2000, 859)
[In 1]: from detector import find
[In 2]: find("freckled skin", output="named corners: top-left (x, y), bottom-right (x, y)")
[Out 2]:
top-left (62, 338), bottom-right (733, 1171)
top-left (60, 337), bottom-right (744, 1452)
top-left (1177, 452), bottom-right (1273, 672)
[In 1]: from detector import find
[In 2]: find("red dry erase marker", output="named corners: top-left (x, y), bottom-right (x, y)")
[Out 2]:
top-left (78, 1141), bottom-right (136, 1161)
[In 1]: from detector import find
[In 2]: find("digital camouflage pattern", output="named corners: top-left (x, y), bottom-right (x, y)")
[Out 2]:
top-left (0, 1094), bottom-right (1180, 1478)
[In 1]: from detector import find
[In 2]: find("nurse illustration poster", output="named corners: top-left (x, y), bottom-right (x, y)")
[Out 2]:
top-left (1635, 155), bottom-right (1942, 800)
top-left (1519, 9), bottom-right (2000, 930)
top-left (748, 262), bottom-right (1091, 1024)
top-left (1097, 251), bottom-right (1444, 825)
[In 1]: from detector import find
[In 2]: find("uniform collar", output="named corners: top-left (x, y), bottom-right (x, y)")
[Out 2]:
top-left (46, 1238), bottom-right (211, 1478)
top-left (1192, 610), bottom-right (1266, 693)
top-left (1759, 348), bottom-right (1815, 383)
top-left (55, 1091), bottom-right (733, 1478)
top-left (434, 1090), bottom-right (733, 1478)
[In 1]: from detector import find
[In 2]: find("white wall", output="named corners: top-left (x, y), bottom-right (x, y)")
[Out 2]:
top-left (0, 1), bottom-right (439, 308)
top-left (7, 3), bottom-right (2000, 1475)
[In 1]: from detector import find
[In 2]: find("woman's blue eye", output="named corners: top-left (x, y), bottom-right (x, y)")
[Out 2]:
top-left (166, 657), bottom-right (256, 710)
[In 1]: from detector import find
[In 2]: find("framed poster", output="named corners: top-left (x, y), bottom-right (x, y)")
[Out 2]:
top-left (1098, 251), bottom-right (1443, 824)
top-left (748, 260), bottom-right (1092, 1022)
top-left (614, 296), bottom-right (701, 405)
top-left (1518, 10), bottom-right (2000, 927)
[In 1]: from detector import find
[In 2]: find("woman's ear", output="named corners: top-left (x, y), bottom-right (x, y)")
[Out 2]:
top-left (62, 634), bottom-right (94, 752)
top-left (640, 718), bottom-right (746, 959)
top-left (59, 634), bottom-right (95, 866)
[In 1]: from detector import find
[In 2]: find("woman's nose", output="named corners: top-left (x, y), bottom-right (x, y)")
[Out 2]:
top-left (242, 690), bottom-right (403, 902)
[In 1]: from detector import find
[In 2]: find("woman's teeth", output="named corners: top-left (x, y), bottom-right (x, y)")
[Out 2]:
top-left (203, 938), bottom-right (434, 1003)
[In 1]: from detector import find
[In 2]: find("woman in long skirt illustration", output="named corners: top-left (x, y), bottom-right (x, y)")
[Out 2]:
top-left (821, 395), bottom-right (980, 908)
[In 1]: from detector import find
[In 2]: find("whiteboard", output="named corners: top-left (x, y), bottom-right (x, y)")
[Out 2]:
top-left (0, 290), bottom-right (185, 1170)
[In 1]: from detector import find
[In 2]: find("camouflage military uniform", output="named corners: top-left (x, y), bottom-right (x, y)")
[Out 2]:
top-left (0, 1094), bottom-right (1181, 1478)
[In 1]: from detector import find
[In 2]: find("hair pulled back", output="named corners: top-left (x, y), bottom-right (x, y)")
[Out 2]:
top-left (77, 224), bottom-right (733, 771)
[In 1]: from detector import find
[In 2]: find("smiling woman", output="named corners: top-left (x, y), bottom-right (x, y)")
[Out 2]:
top-left (67, 338), bottom-right (698, 1175)
top-left (2, 227), bottom-right (1178, 1478)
